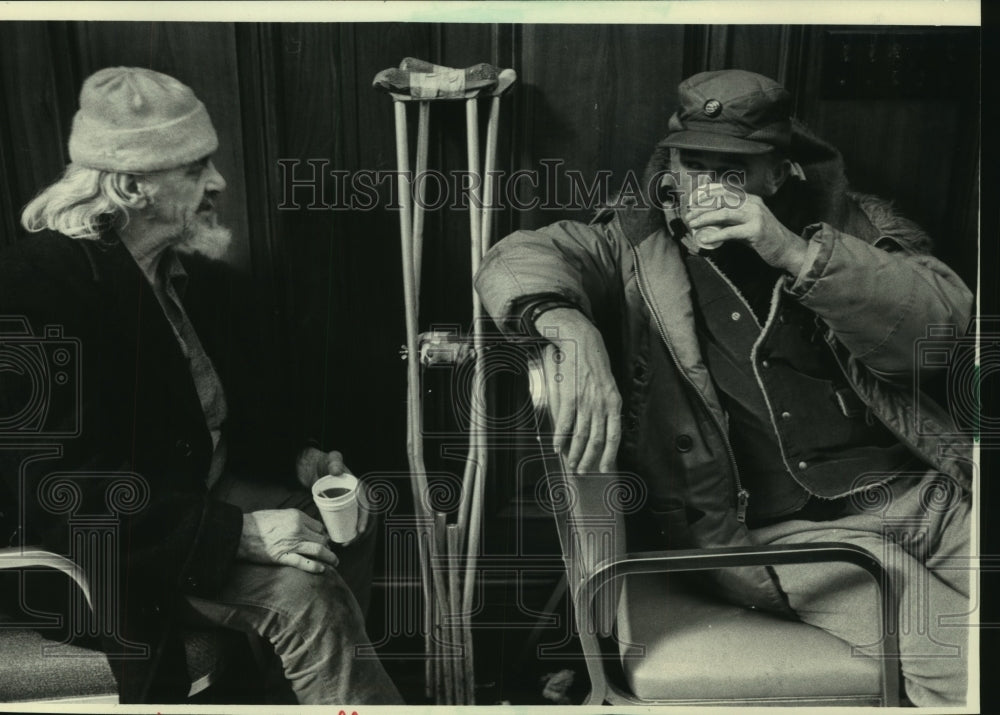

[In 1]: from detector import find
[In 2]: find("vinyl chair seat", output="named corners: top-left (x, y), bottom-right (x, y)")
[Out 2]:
top-left (616, 572), bottom-right (882, 704)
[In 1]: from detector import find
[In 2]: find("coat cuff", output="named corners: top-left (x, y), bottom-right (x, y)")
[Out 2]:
top-left (785, 223), bottom-right (835, 297)
top-left (502, 294), bottom-right (583, 339)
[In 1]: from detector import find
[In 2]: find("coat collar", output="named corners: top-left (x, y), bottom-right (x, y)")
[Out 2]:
top-left (618, 212), bottom-right (728, 429)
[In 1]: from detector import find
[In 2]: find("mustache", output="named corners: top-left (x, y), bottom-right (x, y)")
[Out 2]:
top-left (198, 191), bottom-right (221, 212)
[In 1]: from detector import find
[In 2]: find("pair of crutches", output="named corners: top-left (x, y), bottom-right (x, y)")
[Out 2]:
top-left (374, 58), bottom-right (516, 704)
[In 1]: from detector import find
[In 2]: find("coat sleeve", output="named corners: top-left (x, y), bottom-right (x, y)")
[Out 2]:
top-left (787, 222), bottom-right (973, 379)
top-left (474, 218), bottom-right (625, 333)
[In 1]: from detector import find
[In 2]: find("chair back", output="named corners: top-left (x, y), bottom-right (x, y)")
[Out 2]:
top-left (527, 357), bottom-right (625, 637)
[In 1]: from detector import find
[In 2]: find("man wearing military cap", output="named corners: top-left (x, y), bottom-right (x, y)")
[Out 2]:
top-left (0, 67), bottom-right (401, 704)
top-left (476, 69), bottom-right (973, 705)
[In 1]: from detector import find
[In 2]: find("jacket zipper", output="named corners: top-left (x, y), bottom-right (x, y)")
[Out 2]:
top-left (630, 244), bottom-right (750, 522)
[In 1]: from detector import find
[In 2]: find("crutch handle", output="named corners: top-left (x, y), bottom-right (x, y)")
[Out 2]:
top-left (373, 57), bottom-right (516, 100)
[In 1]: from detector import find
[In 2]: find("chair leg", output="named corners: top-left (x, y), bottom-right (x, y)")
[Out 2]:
top-left (518, 573), bottom-right (568, 664)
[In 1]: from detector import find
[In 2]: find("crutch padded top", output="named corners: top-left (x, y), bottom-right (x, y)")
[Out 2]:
top-left (373, 57), bottom-right (516, 100)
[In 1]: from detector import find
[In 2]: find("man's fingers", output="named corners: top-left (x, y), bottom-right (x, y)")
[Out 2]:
top-left (325, 450), bottom-right (347, 476)
top-left (600, 410), bottom-right (622, 473)
top-left (279, 552), bottom-right (326, 574)
top-left (296, 539), bottom-right (340, 568)
top-left (691, 224), bottom-right (749, 247)
top-left (357, 504), bottom-right (370, 536)
top-left (577, 412), bottom-right (606, 474)
top-left (356, 486), bottom-right (370, 535)
top-left (552, 383), bottom-right (576, 456)
top-left (686, 206), bottom-right (744, 228)
top-left (564, 400), bottom-right (592, 472)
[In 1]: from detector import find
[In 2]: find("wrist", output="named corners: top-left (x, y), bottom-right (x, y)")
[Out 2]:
top-left (778, 233), bottom-right (809, 275)
top-left (534, 306), bottom-right (591, 341)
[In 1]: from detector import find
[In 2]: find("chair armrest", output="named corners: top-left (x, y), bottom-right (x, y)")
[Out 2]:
top-left (577, 542), bottom-right (899, 706)
top-left (0, 546), bottom-right (93, 611)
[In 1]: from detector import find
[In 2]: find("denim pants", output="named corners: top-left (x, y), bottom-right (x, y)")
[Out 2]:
top-left (181, 475), bottom-right (403, 704)
top-left (751, 472), bottom-right (971, 706)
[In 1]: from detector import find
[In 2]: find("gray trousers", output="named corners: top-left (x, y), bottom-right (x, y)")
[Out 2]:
top-left (180, 475), bottom-right (403, 705)
top-left (752, 472), bottom-right (971, 706)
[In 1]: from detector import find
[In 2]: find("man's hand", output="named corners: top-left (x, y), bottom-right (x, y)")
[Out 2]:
top-left (535, 307), bottom-right (621, 474)
top-left (686, 185), bottom-right (808, 274)
top-left (295, 445), bottom-right (371, 544)
top-left (238, 508), bottom-right (340, 574)
top-left (296, 446), bottom-right (350, 489)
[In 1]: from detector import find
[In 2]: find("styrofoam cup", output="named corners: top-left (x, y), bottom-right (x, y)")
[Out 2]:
top-left (311, 473), bottom-right (359, 543)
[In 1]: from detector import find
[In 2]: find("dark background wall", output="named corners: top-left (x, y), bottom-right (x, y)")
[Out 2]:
top-left (0, 21), bottom-right (981, 516)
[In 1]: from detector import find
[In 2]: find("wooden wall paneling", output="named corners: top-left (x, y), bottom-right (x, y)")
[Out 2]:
top-left (793, 26), bottom-right (979, 288)
top-left (727, 25), bottom-right (786, 79)
top-left (71, 21), bottom-right (253, 272)
top-left (0, 96), bottom-right (15, 247)
top-left (703, 25), bottom-right (731, 70)
top-left (273, 23), bottom-right (437, 472)
top-left (274, 22), bottom-right (356, 464)
top-left (0, 22), bottom-right (78, 247)
top-left (515, 25), bottom-right (687, 230)
top-left (228, 23), bottom-right (294, 453)
top-left (682, 25), bottom-right (802, 102)
top-left (233, 24), bottom-right (284, 322)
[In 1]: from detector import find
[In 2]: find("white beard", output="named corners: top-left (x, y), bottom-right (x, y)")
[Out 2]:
top-left (174, 212), bottom-right (233, 261)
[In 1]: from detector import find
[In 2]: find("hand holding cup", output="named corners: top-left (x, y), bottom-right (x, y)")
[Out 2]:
top-left (312, 473), bottom-right (362, 544)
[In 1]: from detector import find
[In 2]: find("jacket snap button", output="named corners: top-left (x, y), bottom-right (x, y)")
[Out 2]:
top-left (781, 411), bottom-right (791, 420)
top-left (761, 359), bottom-right (770, 369)
top-left (176, 439), bottom-right (192, 457)
top-left (798, 461), bottom-right (808, 470)
top-left (730, 312), bottom-right (741, 321)
top-left (675, 434), bottom-right (693, 452)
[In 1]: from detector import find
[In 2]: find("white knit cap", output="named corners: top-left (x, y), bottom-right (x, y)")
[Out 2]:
top-left (68, 67), bottom-right (218, 172)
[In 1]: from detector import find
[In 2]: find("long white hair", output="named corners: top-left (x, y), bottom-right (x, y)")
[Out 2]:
top-left (21, 164), bottom-right (141, 240)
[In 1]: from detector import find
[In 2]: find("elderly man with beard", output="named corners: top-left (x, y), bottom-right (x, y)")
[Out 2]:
top-left (476, 70), bottom-right (974, 706)
top-left (0, 67), bottom-right (402, 704)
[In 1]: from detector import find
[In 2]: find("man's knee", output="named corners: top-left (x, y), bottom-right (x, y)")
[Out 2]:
top-left (268, 566), bottom-right (363, 626)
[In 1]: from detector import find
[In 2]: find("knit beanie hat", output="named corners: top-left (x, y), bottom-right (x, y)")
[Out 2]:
top-left (68, 67), bottom-right (218, 172)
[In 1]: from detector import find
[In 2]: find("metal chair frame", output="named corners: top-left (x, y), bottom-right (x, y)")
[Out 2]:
top-left (576, 544), bottom-right (900, 706)
top-left (527, 356), bottom-right (901, 706)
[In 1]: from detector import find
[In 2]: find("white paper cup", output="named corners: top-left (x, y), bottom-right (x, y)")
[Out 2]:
top-left (311, 473), bottom-right (359, 543)
top-left (687, 182), bottom-right (726, 251)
